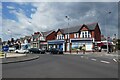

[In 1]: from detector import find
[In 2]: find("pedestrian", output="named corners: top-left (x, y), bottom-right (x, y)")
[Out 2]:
top-left (82, 44), bottom-right (86, 54)
top-left (76, 49), bottom-right (78, 54)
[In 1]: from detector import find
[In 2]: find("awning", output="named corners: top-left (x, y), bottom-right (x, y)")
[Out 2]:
top-left (97, 42), bottom-right (112, 46)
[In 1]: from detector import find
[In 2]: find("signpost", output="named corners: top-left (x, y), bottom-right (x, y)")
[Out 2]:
top-left (2, 45), bottom-right (9, 58)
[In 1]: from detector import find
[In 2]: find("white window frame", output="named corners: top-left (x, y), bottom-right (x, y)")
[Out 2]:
top-left (74, 33), bottom-right (76, 38)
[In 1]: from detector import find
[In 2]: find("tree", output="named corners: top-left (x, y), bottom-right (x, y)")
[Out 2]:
top-left (11, 38), bottom-right (14, 44)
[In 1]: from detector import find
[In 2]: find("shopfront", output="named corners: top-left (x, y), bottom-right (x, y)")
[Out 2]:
top-left (40, 41), bottom-right (47, 50)
top-left (70, 38), bottom-right (93, 51)
top-left (48, 40), bottom-right (65, 51)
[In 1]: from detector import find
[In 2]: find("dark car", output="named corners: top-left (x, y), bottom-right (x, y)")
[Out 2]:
top-left (49, 48), bottom-right (63, 54)
top-left (29, 48), bottom-right (45, 54)
top-left (29, 48), bottom-right (41, 53)
top-left (39, 49), bottom-right (45, 54)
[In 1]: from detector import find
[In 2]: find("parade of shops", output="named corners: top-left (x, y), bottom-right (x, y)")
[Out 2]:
top-left (47, 22), bottom-right (101, 52)
top-left (4, 22), bottom-right (103, 52)
top-left (1, 22), bottom-right (116, 53)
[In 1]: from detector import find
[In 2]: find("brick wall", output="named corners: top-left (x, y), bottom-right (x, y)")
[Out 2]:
top-left (46, 31), bottom-right (56, 41)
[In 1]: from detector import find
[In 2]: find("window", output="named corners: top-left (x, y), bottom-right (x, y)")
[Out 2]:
top-left (81, 31), bottom-right (91, 38)
top-left (60, 36), bottom-right (61, 39)
top-left (62, 35), bottom-right (64, 39)
top-left (74, 33), bottom-right (79, 38)
top-left (88, 32), bottom-right (91, 38)
top-left (74, 34), bottom-right (76, 38)
top-left (85, 32), bottom-right (87, 38)
top-left (66, 34), bottom-right (69, 39)
top-left (77, 33), bottom-right (79, 38)
top-left (57, 35), bottom-right (58, 39)
top-left (82, 32), bottom-right (84, 38)
top-left (58, 36), bottom-right (60, 39)
top-left (68, 34), bottom-right (69, 39)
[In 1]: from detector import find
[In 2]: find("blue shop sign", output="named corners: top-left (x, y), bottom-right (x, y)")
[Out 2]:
top-left (48, 40), bottom-right (65, 44)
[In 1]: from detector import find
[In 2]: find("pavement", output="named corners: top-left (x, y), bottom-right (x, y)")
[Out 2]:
top-left (0, 52), bottom-right (40, 64)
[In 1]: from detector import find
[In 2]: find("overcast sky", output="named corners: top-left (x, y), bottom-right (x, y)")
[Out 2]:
top-left (1, 1), bottom-right (119, 41)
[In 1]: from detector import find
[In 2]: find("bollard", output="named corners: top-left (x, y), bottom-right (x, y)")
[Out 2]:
top-left (4, 52), bottom-right (7, 58)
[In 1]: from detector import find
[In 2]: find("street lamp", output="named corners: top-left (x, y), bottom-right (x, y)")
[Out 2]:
top-left (65, 16), bottom-right (70, 39)
top-left (65, 16), bottom-right (70, 52)
top-left (105, 11), bottom-right (111, 53)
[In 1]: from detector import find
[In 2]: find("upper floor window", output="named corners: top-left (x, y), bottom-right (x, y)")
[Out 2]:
top-left (65, 34), bottom-right (69, 39)
top-left (82, 32), bottom-right (84, 38)
top-left (74, 33), bottom-right (79, 38)
top-left (88, 32), bottom-right (91, 38)
top-left (81, 31), bottom-right (91, 38)
top-left (85, 32), bottom-right (87, 38)
top-left (57, 34), bottom-right (64, 40)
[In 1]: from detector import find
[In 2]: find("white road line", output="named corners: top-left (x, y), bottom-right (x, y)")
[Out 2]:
top-left (100, 60), bottom-right (110, 64)
top-left (113, 59), bottom-right (118, 62)
top-left (91, 59), bottom-right (97, 61)
top-left (81, 56), bottom-right (83, 58)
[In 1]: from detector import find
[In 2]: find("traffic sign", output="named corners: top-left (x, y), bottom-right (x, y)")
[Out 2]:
top-left (2, 45), bottom-right (9, 52)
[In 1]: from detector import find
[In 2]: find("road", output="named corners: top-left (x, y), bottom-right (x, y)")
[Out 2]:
top-left (2, 54), bottom-right (118, 78)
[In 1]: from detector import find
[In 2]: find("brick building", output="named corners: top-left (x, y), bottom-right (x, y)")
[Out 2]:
top-left (31, 30), bottom-right (56, 49)
top-left (48, 22), bottom-right (101, 52)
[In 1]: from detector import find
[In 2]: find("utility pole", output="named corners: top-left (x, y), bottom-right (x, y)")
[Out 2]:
top-left (65, 16), bottom-right (71, 53)
top-left (105, 11), bottom-right (111, 53)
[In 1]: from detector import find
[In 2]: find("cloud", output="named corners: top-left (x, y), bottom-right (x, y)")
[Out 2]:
top-left (7, 6), bottom-right (15, 9)
top-left (1, 0), bottom-right (120, 2)
top-left (2, 2), bottom-right (118, 40)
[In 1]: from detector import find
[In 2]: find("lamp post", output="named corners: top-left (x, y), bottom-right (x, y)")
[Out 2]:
top-left (65, 16), bottom-right (70, 53)
top-left (105, 11), bottom-right (111, 53)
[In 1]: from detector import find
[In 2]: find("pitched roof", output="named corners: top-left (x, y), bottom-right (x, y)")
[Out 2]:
top-left (61, 25), bottom-right (82, 34)
top-left (41, 30), bottom-right (54, 37)
top-left (58, 22), bottom-right (98, 34)
top-left (85, 22), bottom-right (98, 30)
top-left (33, 34), bottom-right (40, 39)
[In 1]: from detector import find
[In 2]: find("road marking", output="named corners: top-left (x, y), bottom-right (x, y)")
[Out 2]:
top-left (91, 59), bottom-right (97, 61)
top-left (113, 59), bottom-right (117, 62)
top-left (100, 60), bottom-right (110, 64)
top-left (81, 56), bottom-right (83, 58)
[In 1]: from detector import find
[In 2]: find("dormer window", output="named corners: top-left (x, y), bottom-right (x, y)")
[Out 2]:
top-left (85, 32), bottom-right (87, 38)
top-left (81, 31), bottom-right (91, 38)
top-left (57, 34), bottom-right (64, 40)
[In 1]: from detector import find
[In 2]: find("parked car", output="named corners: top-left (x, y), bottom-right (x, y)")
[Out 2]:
top-left (9, 47), bottom-right (15, 52)
top-left (14, 49), bottom-right (29, 53)
top-left (39, 49), bottom-right (45, 54)
top-left (28, 48), bottom-right (45, 54)
top-left (49, 48), bottom-right (63, 54)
